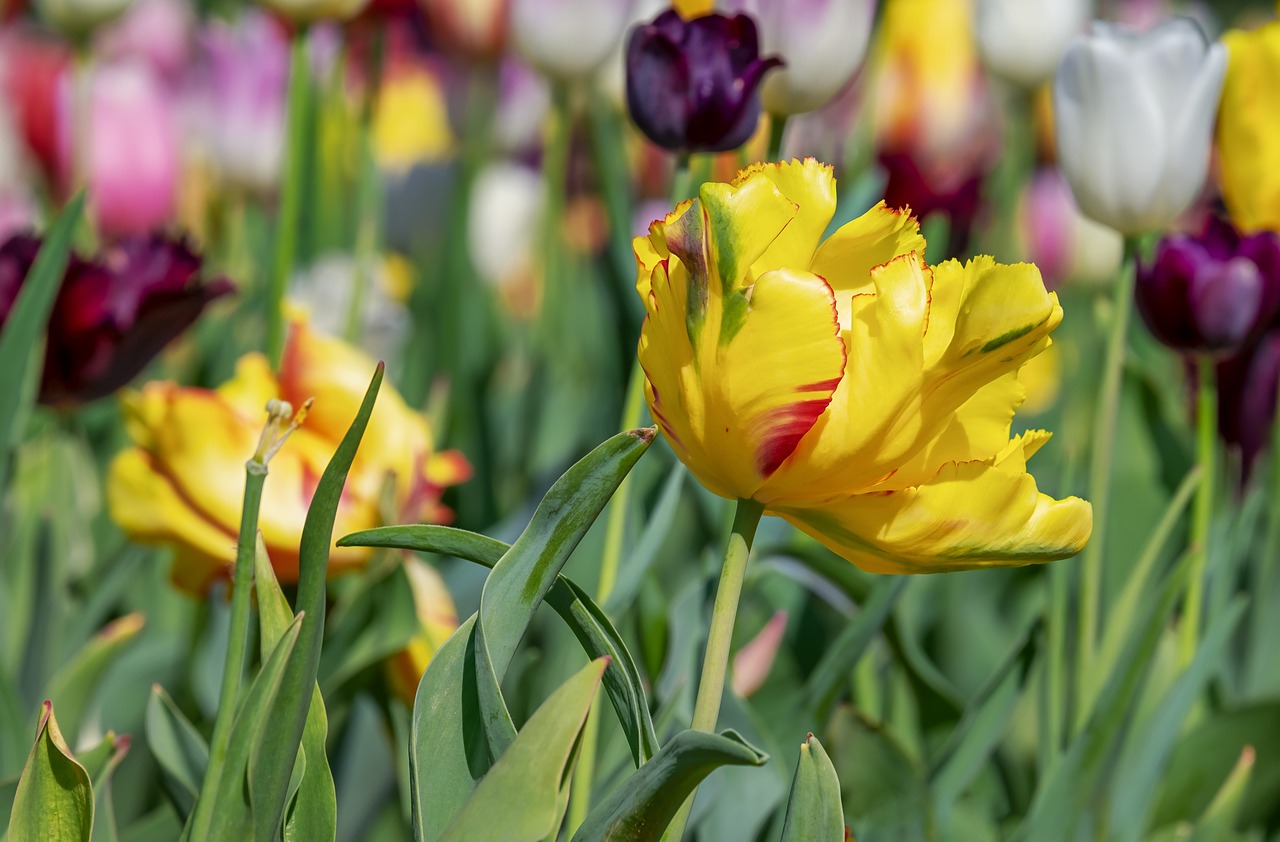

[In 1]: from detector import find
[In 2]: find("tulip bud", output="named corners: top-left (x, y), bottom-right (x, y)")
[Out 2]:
top-left (509, 0), bottom-right (634, 80)
top-left (1135, 218), bottom-right (1280, 356)
top-left (624, 9), bottom-right (782, 154)
top-left (1053, 18), bottom-right (1226, 235)
top-left (974, 0), bottom-right (1088, 88)
top-left (723, 0), bottom-right (876, 117)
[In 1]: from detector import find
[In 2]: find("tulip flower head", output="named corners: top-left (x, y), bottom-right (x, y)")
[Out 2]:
top-left (974, 0), bottom-right (1088, 88)
top-left (107, 318), bottom-right (471, 593)
top-left (1217, 19), bottom-right (1280, 234)
top-left (635, 159), bottom-right (1091, 573)
top-left (509, 0), bottom-right (635, 80)
top-left (1053, 17), bottom-right (1226, 236)
top-left (625, 9), bottom-right (782, 154)
top-left (723, 0), bottom-right (877, 117)
top-left (1136, 218), bottom-right (1280, 356)
top-left (0, 233), bottom-right (233, 407)
top-left (1217, 330), bottom-right (1280, 481)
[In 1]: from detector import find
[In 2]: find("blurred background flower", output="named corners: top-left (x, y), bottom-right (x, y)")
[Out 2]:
top-left (1217, 15), bottom-right (1280, 234)
top-left (509, 0), bottom-right (634, 80)
top-left (974, 0), bottom-right (1089, 88)
top-left (0, 232), bottom-right (232, 406)
top-left (386, 557), bottom-right (460, 704)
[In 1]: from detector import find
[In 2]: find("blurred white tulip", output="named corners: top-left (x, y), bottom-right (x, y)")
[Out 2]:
top-left (467, 161), bottom-right (543, 293)
top-left (510, 0), bottom-right (635, 79)
top-left (975, 0), bottom-right (1090, 87)
top-left (1053, 17), bottom-right (1226, 235)
top-left (726, 0), bottom-right (876, 116)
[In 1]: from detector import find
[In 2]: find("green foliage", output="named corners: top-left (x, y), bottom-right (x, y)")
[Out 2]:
top-left (7, 702), bottom-right (93, 842)
top-left (779, 734), bottom-right (845, 842)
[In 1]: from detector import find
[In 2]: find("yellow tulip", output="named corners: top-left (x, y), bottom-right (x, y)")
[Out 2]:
top-left (107, 318), bottom-right (469, 594)
top-left (1218, 20), bottom-right (1280, 234)
top-left (672, 0), bottom-right (714, 19)
top-left (387, 557), bottom-right (460, 704)
top-left (635, 159), bottom-right (1091, 574)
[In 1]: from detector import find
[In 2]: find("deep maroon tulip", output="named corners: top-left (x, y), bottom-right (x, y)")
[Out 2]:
top-left (1217, 330), bottom-right (1280, 481)
top-left (879, 149), bottom-right (985, 259)
top-left (0, 233), bottom-right (233, 406)
top-left (1135, 217), bottom-right (1280, 356)
top-left (625, 10), bottom-right (782, 154)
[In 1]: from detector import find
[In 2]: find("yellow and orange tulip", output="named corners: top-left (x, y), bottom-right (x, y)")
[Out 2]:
top-left (1217, 20), bottom-right (1280, 234)
top-left (387, 557), bottom-right (460, 704)
top-left (635, 159), bottom-right (1091, 574)
top-left (107, 318), bottom-right (469, 594)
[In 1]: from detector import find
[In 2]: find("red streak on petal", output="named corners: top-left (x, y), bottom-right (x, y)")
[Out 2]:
top-left (797, 376), bottom-right (842, 393)
top-left (754, 396), bottom-right (833, 477)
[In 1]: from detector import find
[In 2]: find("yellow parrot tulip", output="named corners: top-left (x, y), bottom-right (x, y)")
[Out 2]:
top-left (635, 159), bottom-right (1091, 574)
top-left (1217, 20), bottom-right (1280, 234)
top-left (107, 318), bottom-right (470, 594)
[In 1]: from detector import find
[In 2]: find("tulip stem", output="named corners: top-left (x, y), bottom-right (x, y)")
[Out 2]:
top-left (1075, 238), bottom-right (1137, 735)
top-left (1179, 356), bottom-right (1217, 665)
top-left (665, 497), bottom-right (765, 841)
top-left (767, 114), bottom-right (788, 161)
top-left (188, 464), bottom-right (267, 842)
top-left (345, 24), bottom-right (385, 345)
top-left (266, 27), bottom-right (311, 368)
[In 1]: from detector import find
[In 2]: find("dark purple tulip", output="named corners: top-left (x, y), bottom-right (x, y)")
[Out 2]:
top-left (0, 233), bottom-right (233, 406)
top-left (879, 150), bottom-right (985, 260)
top-left (625, 10), bottom-right (782, 154)
top-left (1217, 330), bottom-right (1280, 482)
top-left (1135, 217), bottom-right (1280, 356)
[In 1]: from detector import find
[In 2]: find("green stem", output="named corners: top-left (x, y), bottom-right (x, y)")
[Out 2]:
top-left (187, 465), bottom-right (267, 841)
top-left (1246, 375), bottom-right (1280, 694)
top-left (266, 28), bottom-right (311, 367)
top-left (767, 114), bottom-right (788, 162)
top-left (1074, 237), bottom-right (1137, 735)
top-left (1179, 356), bottom-right (1216, 666)
top-left (665, 498), bottom-right (765, 840)
top-left (345, 26), bottom-right (386, 344)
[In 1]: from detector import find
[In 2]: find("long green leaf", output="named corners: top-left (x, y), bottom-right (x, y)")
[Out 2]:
top-left (1186, 746), bottom-right (1256, 842)
top-left (253, 535), bottom-right (337, 842)
top-left (248, 364), bottom-right (383, 836)
top-left (1016, 551), bottom-right (1192, 841)
top-left (779, 734), bottom-right (844, 842)
top-left (472, 429), bottom-right (655, 757)
top-left (929, 621), bottom-right (1039, 818)
top-left (47, 613), bottom-right (146, 747)
top-left (0, 193), bottom-right (83, 475)
top-left (6, 701), bottom-right (92, 842)
top-left (804, 577), bottom-right (906, 722)
top-left (341, 520), bottom-right (660, 765)
top-left (440, 658), bottom-right (607, 842)
top-left (571, 729), bottom-right (768, 841)
top-left (145, 686), bottom-right (208, 821)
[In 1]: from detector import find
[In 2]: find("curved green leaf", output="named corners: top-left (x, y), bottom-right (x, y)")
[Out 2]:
top-left (572, 729), bottom-right (768, 842)
top-left (248, 364), bottom-right (383, 837)
top-left (7, 701), bottom-right (92, 842)
top-left (440, 658), bottom-right (607, 842)
top-left (145, 686), bottom-right (208, 821)
top-left (780, 734), bottom-right (844, 842)
top-left (47, 613), bottom-right (146, 747)
top-left (340, 520), bottom-right (660, 766)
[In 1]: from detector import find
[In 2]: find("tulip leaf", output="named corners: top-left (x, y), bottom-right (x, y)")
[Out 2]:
top-left (0, 192), bottom-right (83, 480)
top-left (472, 429), bottom-right (655, 758)
top-left (439, 658), bottom-right (607, 842)
top-left (46, 612), bottom-right (146, 747)
top-left (1107, 597), bottom-right (1247, 842)
top-left (571, 728), bottom-right (768, 842)
top-left (928, 620), bottom-right (1040, 820)
top-left (318, 561), bottom-right (420, 696)
top-left (604, 466), bottom-right (685, 615)
top-left (825, 706), bottom-right (932, 842)
top-left (253, 534), bottom-right (337, 842)
top-left (201, 612), bottom-right (305, 839)
top-left (81, 732), bottom-right (130, 842)
top-left (6, 701), bottom-right (93, 842)
top-left (247, 363), bottom-right (383, 837)
top-left (779, 733), bottom-right (845, 842)
top-left (145, 685), bottom-right (208, 821)
top-left (346, 429), bottom-right (653, 842)
top-left (341, 518), bottom-right (660, 768)
top-left (1015, 550), bottom-right (1192, 842)
top-left (1184, 745), bottom-right (1256, 842)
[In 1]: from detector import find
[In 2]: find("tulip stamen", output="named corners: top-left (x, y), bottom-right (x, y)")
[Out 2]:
top-left (249, 397), bottom-right (316, 472)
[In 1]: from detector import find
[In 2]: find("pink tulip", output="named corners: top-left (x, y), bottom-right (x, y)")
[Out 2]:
top-left (97, 0), bottom-right (195, 82)
top-left (59, 60), bottom-right (179, 237)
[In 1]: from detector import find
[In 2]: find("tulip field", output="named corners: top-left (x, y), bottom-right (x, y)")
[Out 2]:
top-left (5, 0), bottom-right (1280, 840)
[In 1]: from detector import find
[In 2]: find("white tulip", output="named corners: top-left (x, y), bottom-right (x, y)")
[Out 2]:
top-left (1053, 17), bottom-right (1226, 235)
top-left (975, 0), bottom-right (1090, 87)
top-left (726, 0), bottom-right (877, 116)
top-left (509, 0), bottom-right (636, 80)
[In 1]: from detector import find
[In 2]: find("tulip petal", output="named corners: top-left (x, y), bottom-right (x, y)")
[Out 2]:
top-left (809, 201), bottom-right (926, 324)
top-left (773, 433), bottom-right (1091, 574)
top-left (732, 158), bottom-right (837, 277)
top-left (640, 264), bottom-right (845, 499)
